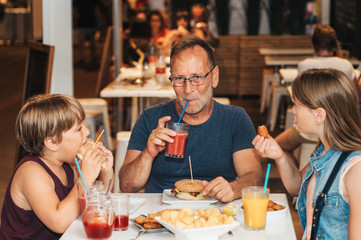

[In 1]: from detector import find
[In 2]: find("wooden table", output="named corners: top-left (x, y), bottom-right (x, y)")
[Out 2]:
top-left (265, 55), bottom-right (360, 67)
top-left (60, 193), bottom-right (297, 240)
top-left (259, 48), bottom-right (313, 56)
top-left (100, 81), bottom-right (176, 130)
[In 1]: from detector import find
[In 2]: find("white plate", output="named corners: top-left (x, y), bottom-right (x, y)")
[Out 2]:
top-left (239, 199), bottom-right (288, 222)
top-left (162, 189), bottom-right (218, 205)
top-left (155, 216), bottom-right (240, 240)
top-left (129, 198), bottom-right (146, 213)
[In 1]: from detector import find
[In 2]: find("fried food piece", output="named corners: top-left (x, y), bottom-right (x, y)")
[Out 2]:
top-left (241, 201), bottom-right (285, 212)
top-left (257, 125), bottom-right (269, 138)
top-left (143, 222), bottom-right (162, 229)
top-left (156, 209), bottom-right (180, 217)
top-left (148, 213), bottom-right (156, 219)
top-left (135, 216), bottom-right (158, 225)
top-left (135, 216), bottom-right (148, 225)
top-left (160, 206), bottom-right (234, 229)
top-left (268, 200), bottom-right (275, 208)
top-left (273, 204), bottom-right (285, 210)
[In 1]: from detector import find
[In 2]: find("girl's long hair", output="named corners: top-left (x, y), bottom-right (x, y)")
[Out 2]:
top-left (292, 68), bottom-right (361, 151)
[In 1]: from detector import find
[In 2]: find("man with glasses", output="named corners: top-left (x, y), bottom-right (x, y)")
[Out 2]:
top-left (119, 36), bottom-right (262, 202)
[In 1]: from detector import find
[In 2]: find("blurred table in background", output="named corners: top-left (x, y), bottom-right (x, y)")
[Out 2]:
top-left (100, 67), bottom-right (175, 131)
top-left (259, 48), bottom-right (313, 56)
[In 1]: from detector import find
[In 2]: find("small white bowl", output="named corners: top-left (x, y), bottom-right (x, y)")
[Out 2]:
top-left (266, 206), bottom-right (288, 222)
top-left (155, 217), bottom-right (240, 240)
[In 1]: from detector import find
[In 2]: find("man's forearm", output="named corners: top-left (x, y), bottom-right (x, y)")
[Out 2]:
top-left (118, 150), bottom-right (154, 193)
top-left (230, 171), bottom-right (263, 199)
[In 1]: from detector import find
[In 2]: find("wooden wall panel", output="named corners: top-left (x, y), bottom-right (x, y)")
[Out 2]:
top-left (214, 35), bottom-right (312, 95)
top-left (214, 36), bottom-right (239, 95)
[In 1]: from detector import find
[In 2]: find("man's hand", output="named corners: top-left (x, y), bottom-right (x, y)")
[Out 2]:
top-left (202, 177), bottom-right (235, 203)
top-left (145, 116), bottom-right (175, 158)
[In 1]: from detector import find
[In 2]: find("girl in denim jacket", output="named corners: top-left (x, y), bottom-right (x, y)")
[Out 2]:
top-left (253, 68), bottom-right (361, 240)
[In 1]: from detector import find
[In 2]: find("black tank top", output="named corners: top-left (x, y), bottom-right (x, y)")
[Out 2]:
top-left (0, 155), bottom-right (74, 240)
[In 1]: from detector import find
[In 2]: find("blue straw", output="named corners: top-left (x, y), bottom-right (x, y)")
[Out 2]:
top-left (177, 100), bottom-right (189, 124)
top-left (74, 157), bottom-right (87, 191)
top-left (263, 163), bottom-right (271, 198)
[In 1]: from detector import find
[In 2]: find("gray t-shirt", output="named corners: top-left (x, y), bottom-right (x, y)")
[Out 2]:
top-left (128, 99), bottom-right (256, 193)
top-left (298, 56), bottom-right (355, 81)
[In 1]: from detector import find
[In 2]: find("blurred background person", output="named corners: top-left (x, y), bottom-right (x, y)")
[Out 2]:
top-left (123, 10), bottom-right (147, 39)
top-left (190, 3), bottom-right (219, 48)
top-left (162, 10), bottom-right (191, 55)
top-left (148, 10), bottom-right (169, 48)
top-left (123, 17), bottom-right (151, 67)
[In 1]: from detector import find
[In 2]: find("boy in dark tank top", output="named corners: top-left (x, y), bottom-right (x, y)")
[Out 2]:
top-left (0, 94), bottom-right (114, 240)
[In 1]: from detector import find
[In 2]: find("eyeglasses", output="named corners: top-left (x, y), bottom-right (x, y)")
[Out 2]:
top-left (169, 65), bottom-right (215, 87)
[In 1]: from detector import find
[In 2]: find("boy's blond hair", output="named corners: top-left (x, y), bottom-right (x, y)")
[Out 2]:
top-left (15, 94), bottom-right (85, 156)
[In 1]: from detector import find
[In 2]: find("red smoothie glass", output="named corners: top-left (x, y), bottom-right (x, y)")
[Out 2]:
top-left (165, 122), bottom-right (190, 159)
top-left (110, 194), bottom-right (129, 231)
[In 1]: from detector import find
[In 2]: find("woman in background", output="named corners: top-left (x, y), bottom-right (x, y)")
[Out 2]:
top-left (162, 10), bottom-right (191, 55)
top-left (148, 10), bottom-right (169, 47)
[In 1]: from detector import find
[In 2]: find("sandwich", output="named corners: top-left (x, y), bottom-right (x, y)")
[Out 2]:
top-left (77, 138), bottom-right (107, 167)
top-left (172, 179), bottom-right (206, 200)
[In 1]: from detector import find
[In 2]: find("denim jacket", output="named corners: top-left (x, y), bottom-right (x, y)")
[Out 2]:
top-left (297, 145), bottom-right (361, 239)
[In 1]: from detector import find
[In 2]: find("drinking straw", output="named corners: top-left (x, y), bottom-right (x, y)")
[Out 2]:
top-left (74, 157), bottom-right (87, 191)
top-left (105, 179), bottom-right (111, 195)
top-left (263, 163), bottom-right (271, 198)
top-left (93, 129), bottom-right (105, 147)
top-left (177, 100), bottom-right (189, 124)
top-left (189, 156), bottom-right (193, 182)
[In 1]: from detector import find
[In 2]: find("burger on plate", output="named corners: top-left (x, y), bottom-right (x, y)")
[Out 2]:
top-left (172, 179), bottom-right (206, 200)
top-left (77, 138), bottom-right (107, 166)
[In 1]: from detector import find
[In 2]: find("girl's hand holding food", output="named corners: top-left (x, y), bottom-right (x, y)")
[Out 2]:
top-left (252, 133), bottom-right (284, 161)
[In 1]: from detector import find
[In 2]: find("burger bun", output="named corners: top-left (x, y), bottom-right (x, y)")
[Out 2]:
top-left (77, 138), bottom-right (107, 166)
top-left (174, 179), bottom-right (206, 200)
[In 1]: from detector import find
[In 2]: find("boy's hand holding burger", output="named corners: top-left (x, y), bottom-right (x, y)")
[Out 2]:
top-left (77, 138), bottom-right (114, 182)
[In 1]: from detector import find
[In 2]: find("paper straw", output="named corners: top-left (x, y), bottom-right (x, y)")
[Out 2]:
top-left (177, 100), bottom-right (189, 124)
top-left (263, 163), bottom-right (271, 198)
top-left (93, 129), bottom-right (105, 147)
top-left (74, 157), bottom-right (87, 191)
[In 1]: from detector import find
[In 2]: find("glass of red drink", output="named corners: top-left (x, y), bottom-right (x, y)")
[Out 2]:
top-left (165, 122), bottom-right (190, 159)
top-left (82, 198), bottom-right (114, 239)
top-left (110, 194), bottom-right (129, 231)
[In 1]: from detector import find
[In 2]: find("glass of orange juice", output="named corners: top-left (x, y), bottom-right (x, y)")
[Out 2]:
top-left (242, 186), bottom-right (269, 230)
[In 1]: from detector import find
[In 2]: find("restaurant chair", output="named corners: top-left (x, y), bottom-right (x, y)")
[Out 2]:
top-left (113, 131), bottom-right (131, 193)
top-left (269, 82), bottom-right (289, 132)
top-left (260, 68), bottom-right (280, 113)
top-left (80, 98), bottom-right (113, 150)
top-left (214, 97), bottom-right (231, 105)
